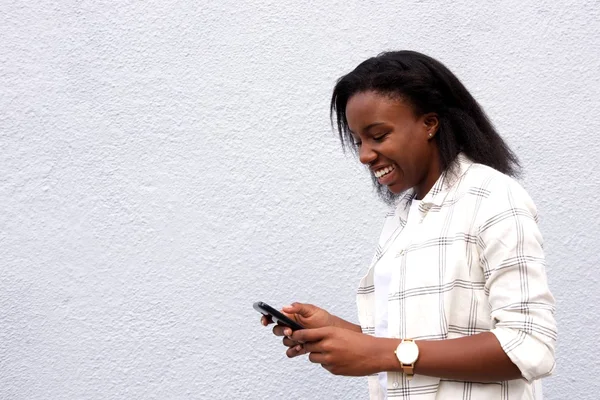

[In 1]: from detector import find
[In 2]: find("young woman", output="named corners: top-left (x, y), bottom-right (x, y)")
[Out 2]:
top-left (261, 51), bottom-right (556, 399)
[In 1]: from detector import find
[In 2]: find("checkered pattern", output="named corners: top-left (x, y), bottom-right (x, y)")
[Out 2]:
top-left (356, 155), bottom-right (557, 399)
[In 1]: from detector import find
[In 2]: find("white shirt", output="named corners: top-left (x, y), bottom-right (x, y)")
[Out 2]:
top-left (356, 154), bottom-right (556, 399)
top-left (374, 199), bottom-right (421, 397)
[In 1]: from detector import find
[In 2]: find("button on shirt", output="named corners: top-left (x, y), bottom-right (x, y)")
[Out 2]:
top-left (356, 155), bottom-right (557, 399)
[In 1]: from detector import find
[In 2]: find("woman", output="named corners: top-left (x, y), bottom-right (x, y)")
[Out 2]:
top-left (261, 51), bottom-right (556, 399)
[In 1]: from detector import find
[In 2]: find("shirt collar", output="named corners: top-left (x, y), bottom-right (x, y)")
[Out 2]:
top-left (395, 153), bottom-right (474, 214)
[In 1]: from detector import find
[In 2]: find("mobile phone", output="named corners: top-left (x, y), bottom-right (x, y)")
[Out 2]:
top-left (253, 301), bottom-right (305, 331)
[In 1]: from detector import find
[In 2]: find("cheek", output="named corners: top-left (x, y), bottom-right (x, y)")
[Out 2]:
top-left (388, 156), bottom-right (423, 193)
top-left (396, 135), bottom-right (428, 172)
top-left (392, 157), bottom-right (412, 179)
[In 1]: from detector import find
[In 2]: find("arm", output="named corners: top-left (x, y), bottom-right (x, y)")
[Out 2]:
top-left (294, 328), bottom-right (519, 380)
top-left (374, 333), bottom-right (521, 382)
top-left (477, 180), bottom-right (557, 381)
top-left (383, 179), bottom-right (556, 381)
top-left (385, 180), bottom-right (555, 381)
top-left (375, 181), bottom-right (556, 381)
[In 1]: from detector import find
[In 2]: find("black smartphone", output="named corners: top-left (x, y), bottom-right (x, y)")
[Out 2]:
top-left (253, 301), bottom-right (304, 331)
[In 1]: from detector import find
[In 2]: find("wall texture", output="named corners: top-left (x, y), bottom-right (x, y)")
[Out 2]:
top-left (1, 1), bottom-right (598, 399)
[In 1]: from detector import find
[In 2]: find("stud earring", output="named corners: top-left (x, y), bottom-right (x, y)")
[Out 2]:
top-left (428, 133), bottom-right (433, 138)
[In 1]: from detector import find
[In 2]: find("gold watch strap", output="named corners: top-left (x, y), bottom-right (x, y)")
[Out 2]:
top-left (402, 363), bottom-right (415, 379)
top-left (398, 339), bottom-right (416, 379)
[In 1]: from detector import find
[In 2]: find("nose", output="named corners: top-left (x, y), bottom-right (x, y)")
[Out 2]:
top-left (358, 142), bottom-right (377, 165)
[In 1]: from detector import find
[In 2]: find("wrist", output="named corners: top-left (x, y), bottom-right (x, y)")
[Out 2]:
top-left (327, 313), bottom-right (340, 329)
top-left (373, 338), bottom-right (403, 373)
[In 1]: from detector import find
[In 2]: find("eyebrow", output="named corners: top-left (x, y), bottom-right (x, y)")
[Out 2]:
top-left (348, 122), bottom-right (386, 135)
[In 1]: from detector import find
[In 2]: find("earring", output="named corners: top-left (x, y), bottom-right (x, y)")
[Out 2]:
top-left (428, 133), bottom-right (433, 138)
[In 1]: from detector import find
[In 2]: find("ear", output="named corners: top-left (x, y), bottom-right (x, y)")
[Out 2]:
top-left (423, 113), bottom-right (439, 140)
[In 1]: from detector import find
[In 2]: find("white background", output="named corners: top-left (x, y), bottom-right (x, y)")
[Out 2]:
top-left (1, 1), bottom-right (598, 399)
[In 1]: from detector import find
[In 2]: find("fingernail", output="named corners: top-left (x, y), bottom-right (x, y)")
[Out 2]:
top-left (295, 345), bottom-right (302, 351)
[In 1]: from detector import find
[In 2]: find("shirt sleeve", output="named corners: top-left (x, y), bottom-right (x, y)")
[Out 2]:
top-left (477, 176), bottom-right (557, 382)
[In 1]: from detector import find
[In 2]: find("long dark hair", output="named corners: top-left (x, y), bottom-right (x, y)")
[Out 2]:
top-left (330, 50), bottom-right (520, 179)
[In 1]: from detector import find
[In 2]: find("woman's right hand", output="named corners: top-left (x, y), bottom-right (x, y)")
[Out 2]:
top-left (260, 302), bottom-right (334, 358)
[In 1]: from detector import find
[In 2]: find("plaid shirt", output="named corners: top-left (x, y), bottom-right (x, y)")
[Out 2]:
top-left (356, 154), bottom-right (557, 399)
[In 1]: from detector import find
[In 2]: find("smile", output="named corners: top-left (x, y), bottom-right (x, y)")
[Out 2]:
top-left (374, 165), bottom-right (395, 178)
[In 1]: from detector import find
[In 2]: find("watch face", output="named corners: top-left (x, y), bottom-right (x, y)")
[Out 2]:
top-left (398, 341), bottom-right (419, 364)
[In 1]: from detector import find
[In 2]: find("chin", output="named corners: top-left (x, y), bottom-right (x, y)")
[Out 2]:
top-left (387, 184), bottom-right (407, 194)
top-left (372, 180), bottom-right (403, 206)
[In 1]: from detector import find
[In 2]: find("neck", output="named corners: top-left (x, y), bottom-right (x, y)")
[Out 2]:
top-left (414, 152), bottom-right (442, 200)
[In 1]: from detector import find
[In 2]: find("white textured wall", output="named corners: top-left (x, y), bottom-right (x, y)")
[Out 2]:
top-left (1, 1), bottom-right (598, 399)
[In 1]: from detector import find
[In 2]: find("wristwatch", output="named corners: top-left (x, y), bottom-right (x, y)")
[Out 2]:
top-left (395, 339), bottom-right (419, 380)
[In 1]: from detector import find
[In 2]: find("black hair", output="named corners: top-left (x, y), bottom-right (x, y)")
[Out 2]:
top-left (330, 50), bottom-right (520, 199)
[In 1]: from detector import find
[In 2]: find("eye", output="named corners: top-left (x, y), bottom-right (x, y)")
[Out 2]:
top-left (373, 132), bottom-right (390, 142)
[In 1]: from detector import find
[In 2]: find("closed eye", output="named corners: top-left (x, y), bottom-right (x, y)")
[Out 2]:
top-left (373, 132), bottom-right (390, 142)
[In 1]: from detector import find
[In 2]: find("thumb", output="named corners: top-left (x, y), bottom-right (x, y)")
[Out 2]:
top-left (283, 302), bottom-right (316, 317)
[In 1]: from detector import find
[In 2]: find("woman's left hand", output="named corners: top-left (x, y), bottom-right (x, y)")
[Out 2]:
top-left (291, 326), bottom-right (390, 376)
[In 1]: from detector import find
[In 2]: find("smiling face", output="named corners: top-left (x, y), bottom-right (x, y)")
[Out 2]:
top-left (345, 91), bottom-right (442, 200)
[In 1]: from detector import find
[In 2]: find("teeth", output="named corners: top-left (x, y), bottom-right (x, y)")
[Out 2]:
top-left (375, 166), bottom-right (394, 178)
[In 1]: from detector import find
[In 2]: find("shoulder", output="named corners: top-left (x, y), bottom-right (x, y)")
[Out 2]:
top-left (458, 163), bottom-right (540, 233)
top-left (460, 163), bottom-right (536, 208)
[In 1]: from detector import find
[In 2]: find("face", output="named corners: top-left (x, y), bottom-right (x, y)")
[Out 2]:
top-left (345, 91), bottom-right (441, 200)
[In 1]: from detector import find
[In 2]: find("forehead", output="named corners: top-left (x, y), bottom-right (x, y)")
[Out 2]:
top-left (345, 91), bottom-right (414, 132)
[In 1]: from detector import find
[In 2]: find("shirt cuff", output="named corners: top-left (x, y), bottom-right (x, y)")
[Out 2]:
top-left (491, 327), bottom-right (556, 382)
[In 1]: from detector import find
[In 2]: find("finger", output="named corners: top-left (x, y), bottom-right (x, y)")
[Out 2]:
top-left (282, 302), bottom-right (315, 318)
top-left (261, 315), bottom-right (273, 326)
top-left (286, 344), bottom-right (305, 358)
top-left (282, 337), bottom-right (299, 348)
top-left (278, 324), bottom-right (294, 337)
top-left (308, 352), bottom-right (327, 364)
top-left (301, 341), bottom-right (322, 353)
top-left (272, 324), bottom-right (293, 337)
top-left (291, 327), bottom-right (330, 343)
